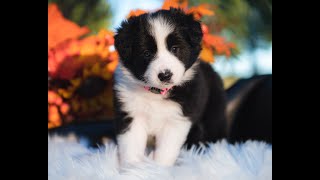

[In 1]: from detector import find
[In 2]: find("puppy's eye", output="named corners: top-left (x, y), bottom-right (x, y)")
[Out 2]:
top-left (171, 46), bottom-right (179, 53)
top-left (144, 50), bottom-right (151, 57)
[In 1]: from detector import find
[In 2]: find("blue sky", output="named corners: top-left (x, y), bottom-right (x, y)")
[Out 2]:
top-left (108, 0), bottom-right (163, 31)
top-left (107, 0), bottom-right (272, 78)
top-left (213, 45), bottom-right (272, 78)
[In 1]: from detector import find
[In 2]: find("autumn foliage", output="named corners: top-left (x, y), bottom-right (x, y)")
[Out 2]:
top-left (48, 4), bottom-right (90, 49)
top-left (48, 0), bottom-right (236, 129)
top-left (48, 3), bottom-right (118, 129)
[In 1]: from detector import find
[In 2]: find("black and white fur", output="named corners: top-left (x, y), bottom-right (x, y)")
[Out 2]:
top-left (113, 8), bottom-right (227, 166)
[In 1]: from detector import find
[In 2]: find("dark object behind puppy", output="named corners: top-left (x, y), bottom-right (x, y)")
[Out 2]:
top-left (227, 75), bottom-right (272, 144)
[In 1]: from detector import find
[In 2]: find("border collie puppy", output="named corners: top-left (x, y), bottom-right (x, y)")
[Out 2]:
top-left (113, 8), bottom-right (227, 166)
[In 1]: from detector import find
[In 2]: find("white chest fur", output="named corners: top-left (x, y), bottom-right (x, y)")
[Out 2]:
top-left (115, 82), bottom-right (188, 135)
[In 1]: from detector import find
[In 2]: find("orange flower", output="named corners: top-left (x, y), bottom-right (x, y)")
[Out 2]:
top-left (201, 24), bottom-right (209, 34)
top-left (201, 24), bottom-right (236, 59)
top-left (127, 9), bottom-right (147, 18)
top-left (48, 91), bottom-right (57, 104)
top-left (98, 29), bottom-right (115, 45)
top-left (60, 103), bottom-right (70, 115)
top-left (187, 4), bottom-right (214, 20)
top-left (108, 51), bottom-right (119, 62)
top-left (107, 56), bottom-right (119, 72)
top-left (48, 91), bottom-right (63, 105)
top-left (203, 34), bottom-right (235, 57)
top-left (200, 44), bottom-right (215, 63)
top-left (48, 28), bottom-right (117, 80)
top-left (48, 90), bottom-right (72, 129)
top-left (48, 3), bottom-right (89, 49)
top-left (48, 105), bottom-right (61, 127)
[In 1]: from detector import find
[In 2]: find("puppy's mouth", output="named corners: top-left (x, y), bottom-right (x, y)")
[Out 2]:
top-left (141, 78), bottom-right (173, 95)
top-left (144, 86), bottom-right (173, 95)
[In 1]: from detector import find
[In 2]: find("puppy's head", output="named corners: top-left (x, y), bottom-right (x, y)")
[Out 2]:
top-left (114, 8), bottom-right (203, 89)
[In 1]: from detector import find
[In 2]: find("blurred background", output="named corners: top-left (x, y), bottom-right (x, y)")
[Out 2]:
top-left (48, 0), bottom-right (272, 133)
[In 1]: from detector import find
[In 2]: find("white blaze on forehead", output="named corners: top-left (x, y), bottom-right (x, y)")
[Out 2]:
top-left (148, 16), bottom-right (174, 50)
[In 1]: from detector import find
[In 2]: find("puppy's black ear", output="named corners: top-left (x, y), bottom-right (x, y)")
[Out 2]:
top-left (184, 14), bottom-right (203, 49)
top-left (114, 17), bottom-right (139, 61)
top-left (170, 8), bottom-right (203, 50)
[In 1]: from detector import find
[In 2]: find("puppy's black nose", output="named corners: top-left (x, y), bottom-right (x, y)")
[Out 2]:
top-left (158, 69), bottom-right (173, 82)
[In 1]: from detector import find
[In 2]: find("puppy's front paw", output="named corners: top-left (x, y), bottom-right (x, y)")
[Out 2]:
top-left (117, 117), bottom-right (148, 166)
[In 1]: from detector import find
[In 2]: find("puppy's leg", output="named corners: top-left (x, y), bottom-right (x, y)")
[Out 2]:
top-left (117, 118), bottom-right (148, 166)
top-left (154, 120), bottom-right (191, 166)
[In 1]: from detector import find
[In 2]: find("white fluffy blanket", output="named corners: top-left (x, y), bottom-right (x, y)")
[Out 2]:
top-left (48, 135), bottom-right (272, 180)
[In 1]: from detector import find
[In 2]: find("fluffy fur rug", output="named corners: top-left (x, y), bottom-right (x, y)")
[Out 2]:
top-left (48, 135), bottom-right (272, 180)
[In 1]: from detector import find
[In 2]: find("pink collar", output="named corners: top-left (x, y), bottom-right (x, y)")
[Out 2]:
top-left (144, 86), bottom-right (173, 95)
